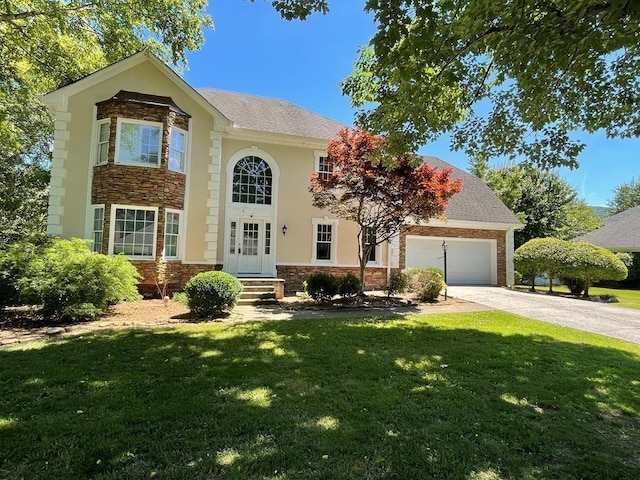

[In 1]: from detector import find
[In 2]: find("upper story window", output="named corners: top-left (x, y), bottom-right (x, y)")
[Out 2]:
top-left (314, 150), bottom-right (333, 181)
top-left (96, 120), bottom-right (110, 165)
top-left (115, 118), bottom-right (162, 167)
top-left (232, 156), bottom-right (272, 204)
top-left (169, 128), bottom-right (187, 173)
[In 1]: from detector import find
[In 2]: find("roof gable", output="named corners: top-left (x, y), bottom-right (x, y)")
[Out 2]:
top-left (575, 205), bottom-right (640, 251)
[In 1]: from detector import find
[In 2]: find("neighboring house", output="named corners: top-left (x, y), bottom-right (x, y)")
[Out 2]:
top-left (574, 205), bottom-right (640, 252)
top-left (41, 52), bottom-right (521, 294)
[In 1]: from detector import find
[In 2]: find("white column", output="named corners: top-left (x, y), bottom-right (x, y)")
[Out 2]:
top-left (506, 228), bottom-right (515, 286)
top-left (47, 109), bottom-right (71, 236)
top-left (204, 128), bottom-right (223, 261)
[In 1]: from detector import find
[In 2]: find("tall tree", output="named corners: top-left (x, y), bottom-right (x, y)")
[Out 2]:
top-left (309, 128), bottom-right (462, 292)
top-left (607, 177), bottom-right (640, 214)
top-left (481, 165), bottom-right (599, 247)
top-left (1, 0), bottom-right (213, 244)
top-left (270, 1), bottom-right (640, 169)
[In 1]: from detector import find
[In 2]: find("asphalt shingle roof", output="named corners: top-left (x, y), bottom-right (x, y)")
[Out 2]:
top-left (198, 88), bottom-right (346, 140)
top-left (574, 205), bottom-right (640, 250)
top-left (423, 156), bottom-right (520, 224)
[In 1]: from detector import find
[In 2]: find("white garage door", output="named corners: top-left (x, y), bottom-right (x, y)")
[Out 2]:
top-left (405, 236), bottom-right (496, 285)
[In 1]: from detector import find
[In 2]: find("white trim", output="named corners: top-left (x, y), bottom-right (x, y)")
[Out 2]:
top-left (95, 119), bottom-right (110, 165)
top-left (225, 128), bottom-right (332, 150)
top-left (182, 117), bottom-right (193, 261)
top-left (40, 51), bottom-right (230, 128)
top-left (223, 147), bottom-right (280, 276)
top-left (114, 118), bottom-right (163, 168)
top-left (84, 106), bottom-right (99, 238)
top-left (311, 217), bottom-right (339, 264)
top-left (168, 126), bottom-right (188, 173)
top-left (414, 218), bottom-right (523, 230)
top-left (108, 204), bottom-right (159, 260)
top-left (163, 208), bottom-right (183, 260)
top-left (506, 227), bottom-right (516, 286)
top-left (89, 204), bottom-right (105, 253)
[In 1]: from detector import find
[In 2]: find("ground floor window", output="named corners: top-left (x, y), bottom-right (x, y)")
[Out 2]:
top-left (364, 227), bottom-right (377, 262)
top-left (110, 205), bottom-right (158, 258)
top-left (312, 218), bottom-right (339, 263)
top-left (91, 205), bottom-right (104, 253)
top-left (164, 209), bottom-right (182, 259)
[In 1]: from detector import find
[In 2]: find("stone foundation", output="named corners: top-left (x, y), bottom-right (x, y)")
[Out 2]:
top-left (277, 265), bottom-right (389, 294)
top-left (131, 261), bottom-right (222, 296)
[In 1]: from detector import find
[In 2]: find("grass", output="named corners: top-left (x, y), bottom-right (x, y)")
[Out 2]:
top-left (516, 284), bottom-right (640, 310)
top-left (1, 312), bottom-right (640, 479)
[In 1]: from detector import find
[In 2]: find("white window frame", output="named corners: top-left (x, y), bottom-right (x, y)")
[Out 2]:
top-left (90, 204), bottom-right (105, 253)
top-left (95, 119), bottom-right (110, 165)
top-left (312, 217), bottom-right (339, 264)
top-left (163, 208), bottom-right (183, 260)
top-left (114, 118), bottom-right (163, 168)
top-left (314, 149), bottom-right (333, 181)
top-left (108, 204), bottom-right (158, 260)
top-left (168, 127), bottom-right (187, 173)
top-left (364, 227), bottom-right (381, 265)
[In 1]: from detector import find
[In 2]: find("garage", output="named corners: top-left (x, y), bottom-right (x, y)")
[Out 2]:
top-left (405, 236), bottom-right (497, 285)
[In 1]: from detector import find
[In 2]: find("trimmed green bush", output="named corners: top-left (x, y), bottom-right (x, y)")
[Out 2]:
top-left (514, 237), bottom-right (566, 292)
top-left (407, 267), bottom-right (445, 302)
top-left (339, 273), bottom-right (361, 298)
top-left (560, 276), bottom-right (586, 296)
top-left (1, 238), bottom-right (141, 319)
top-left (562, 242), bottom-right (628, 297)
top-left (305, 272), bottom-right (340, 302)
top-left (184, 271), bottom-right (243, 316)
top-left (385, 270), bottom-right (408, 297)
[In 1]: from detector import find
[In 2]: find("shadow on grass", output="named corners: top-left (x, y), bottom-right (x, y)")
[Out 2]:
top-left (1, 314), bottom-right (639, 479)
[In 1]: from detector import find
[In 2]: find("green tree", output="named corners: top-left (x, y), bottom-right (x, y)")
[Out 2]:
top-left (563, 242), bottom-right (628, 298)
top-left (514, 237), bottom-right (566, 292)
top-left (275, 1), bottom-right (639, 169)
top-left (607, 177), bottom-right (640, 214)
top-left (481, 164), bottom-right (598, 247)
top-left (1, 0), bottom-right (213, 244)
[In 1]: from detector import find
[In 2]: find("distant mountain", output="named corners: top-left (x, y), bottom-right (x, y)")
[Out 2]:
top-left (591, 206), bottom-right (611, 218)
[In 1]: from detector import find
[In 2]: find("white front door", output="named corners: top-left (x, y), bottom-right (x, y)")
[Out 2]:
top-left (238, 220), bottom-right (263, 274)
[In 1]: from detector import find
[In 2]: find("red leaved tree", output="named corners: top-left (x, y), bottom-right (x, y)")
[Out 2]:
top-left (309, 127), bottom-right (463, 293)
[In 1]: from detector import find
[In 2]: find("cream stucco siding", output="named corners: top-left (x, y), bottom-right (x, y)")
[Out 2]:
top-left (51, 59), bottom-right (223, 263)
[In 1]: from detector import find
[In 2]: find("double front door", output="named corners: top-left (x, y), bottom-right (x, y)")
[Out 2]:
top-left (229, 219), bottom-right (272, 275)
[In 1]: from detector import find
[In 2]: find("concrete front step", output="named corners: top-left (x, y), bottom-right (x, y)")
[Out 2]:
top-left (237, 278), bottom-right (285, 304)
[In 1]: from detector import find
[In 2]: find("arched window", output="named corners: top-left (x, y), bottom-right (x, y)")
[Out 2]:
top-left (232, 156), bottom-right (273, 204)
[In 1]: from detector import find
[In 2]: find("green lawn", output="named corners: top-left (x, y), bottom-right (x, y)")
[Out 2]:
top-left (1, 313), bottom-right (640, 479)
top-left (518, 285), bottom-right (640, 310)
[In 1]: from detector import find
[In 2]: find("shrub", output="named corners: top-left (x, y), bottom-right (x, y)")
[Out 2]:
top-left (0, 240), bottom-right (47, 309)
top-left (513, 271), bottom-right (523, 286)
top-left (407, 267), bottom-right (445, 302)
top-left (385, 270), bottom-right (408, 297)
top-left (305, 272), bottom-right (340, 302)
top-left (562, 242), bottom-right (628, 297)
top-left (560, 276), bottom-right (585, 296)
top-left (339, 273), bottom-right (361, 297)
top-left (514, 238), bottom-right (566, 292)
top-left (184, 271), bottom-right (243, 317)
top-left (172, 291), bottom-right (189, 305)
top-left (2, 238), bottom-right (141, 319)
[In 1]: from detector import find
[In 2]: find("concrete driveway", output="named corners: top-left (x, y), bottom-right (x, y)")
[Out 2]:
top-left (447, 286), bottom-right (640, 345)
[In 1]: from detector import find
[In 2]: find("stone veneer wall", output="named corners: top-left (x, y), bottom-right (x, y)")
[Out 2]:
top-left (399, 225), bottom-right (507, 286)
top-left (131, 261), bottom-right (223, 296)
top-left (277, 265), bottom-right (389, 294)
top-left (91, 99), bottom-right (188, 274)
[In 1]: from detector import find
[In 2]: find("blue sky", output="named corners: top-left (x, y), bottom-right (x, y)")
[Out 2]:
top-left (184, 1), bottom-right (638, 207)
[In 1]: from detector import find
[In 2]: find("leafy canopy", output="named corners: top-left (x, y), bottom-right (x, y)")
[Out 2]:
top-left (1, 0), bottom-right (212, 243)
top-left (275, 1), bottom-right (640, 169)
top-left (309, 127), bottom-right (462, 290)
top-left (472, 161), bottom-right (599, 247)
top-left (607, 177), bottom-right (640, 215)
